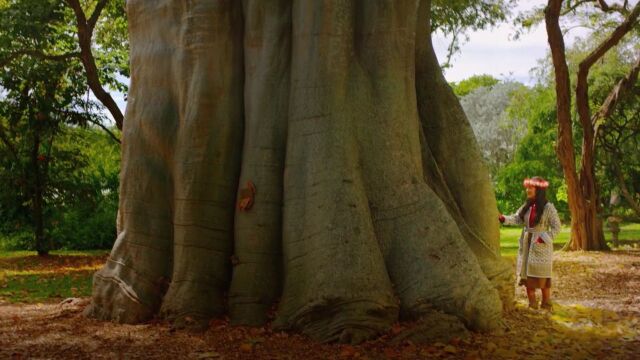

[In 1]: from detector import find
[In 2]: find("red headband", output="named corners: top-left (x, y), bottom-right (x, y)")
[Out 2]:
top-left (523, 178), bottom-right (549, 189)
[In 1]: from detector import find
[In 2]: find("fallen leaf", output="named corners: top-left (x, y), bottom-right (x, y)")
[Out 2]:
top-left (196, 352), bottom-right (221, 359)
top-left (443, 345), bottom-right (457, 354)
top-left (340, 345), bottom-right (357, 358)
top-left (239, 343), bottom-right (253, 353)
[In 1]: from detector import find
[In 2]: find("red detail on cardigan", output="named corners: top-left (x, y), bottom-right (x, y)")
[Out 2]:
top-left (529, 203), bottom-right (536, 226)
top-left (530, 203), bottom-right (545, 243)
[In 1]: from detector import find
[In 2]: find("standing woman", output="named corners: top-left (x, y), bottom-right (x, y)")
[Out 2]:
top-left (499, 177), bottom-right (561, 310)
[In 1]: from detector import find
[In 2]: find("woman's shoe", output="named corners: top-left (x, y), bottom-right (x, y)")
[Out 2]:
top-left (528, 302), bottom-right (539, 310)
top-left (540, 302), bottom-right (553, 311)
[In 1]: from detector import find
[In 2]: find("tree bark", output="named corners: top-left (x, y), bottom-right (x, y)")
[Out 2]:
top-left (31, 116), bottom-right (47, 256)
top-left (544, 0), bottom-right (590, 251)
top-left (86, 0), bottom-right (511, 343)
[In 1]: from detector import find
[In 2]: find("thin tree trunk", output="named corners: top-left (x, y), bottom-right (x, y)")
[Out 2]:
top-left (31, 121), bottom-right (47, 256)
top-left (545, 0), bottom-right (589, 251)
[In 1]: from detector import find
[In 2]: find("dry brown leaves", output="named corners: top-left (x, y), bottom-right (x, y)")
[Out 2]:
top-left (1, 250), bottom-right (639, 359)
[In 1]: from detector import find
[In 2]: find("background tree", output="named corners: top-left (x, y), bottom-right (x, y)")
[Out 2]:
top-left (458, 79), bottom-right (528, 176)
top-left (450, 74), bottom-right (501, 97)
top-left (0, 0), bottom-right (121, 254)
top-left (0, 0), bottom-right (128, 133)
top-left (64, 0), bottom-right (128, 130)
top-left (494, 85), bottom-right (568, 219)
top-left (534, 0), bottom-right (640, 250)
top-left (590, 36), bottom-right (640, 219)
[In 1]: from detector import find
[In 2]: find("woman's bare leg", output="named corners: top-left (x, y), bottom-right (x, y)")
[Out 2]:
top-left (541, 288), bottom-right (551, 305)
top-left (526, 288), bottom-right (537, 308)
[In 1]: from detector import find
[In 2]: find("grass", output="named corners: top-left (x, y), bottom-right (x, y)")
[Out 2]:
top-left (0, 273), bottom-right (94, 302)
top-left (1, 224), bottom-right (639, 303)
top-left (0, 250), bottom-right (108, 303)
top-left (499, 222), bottom-right (640, 257)
top-left (0, 249), bottom-right (108, 258)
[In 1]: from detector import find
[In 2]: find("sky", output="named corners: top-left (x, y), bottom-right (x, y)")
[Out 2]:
top-left (432, 21), bottom-right (550, 85)
top-left (434, 0), bottom-right (550, 85)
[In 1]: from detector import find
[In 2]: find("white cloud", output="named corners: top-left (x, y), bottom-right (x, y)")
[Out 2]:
top-left (434, 0), bottom-right (601, 85)
top-left (433, 22), bottom-right (550, 85)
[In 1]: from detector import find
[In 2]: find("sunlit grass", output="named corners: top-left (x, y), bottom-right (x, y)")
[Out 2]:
top-left (0, 273), bottom-right (94, 303)
top-left (0, 250), bottom-right (106, 303)
top-left (0, 249), bottom-right (109, 258)
top-left (499, 223), bottom-right (640, 257)
top-left (0, 224), bottom-right (638, 303)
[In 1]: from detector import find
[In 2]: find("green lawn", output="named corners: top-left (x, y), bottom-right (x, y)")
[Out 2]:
top-left (0, 249), bottom-right (109, 258)
top-left (0, 250), bottom-right (108, 303)
top-left (1, 223), bottom-right (639, 304)
top-left (499, 222), bottom-right (640, 257)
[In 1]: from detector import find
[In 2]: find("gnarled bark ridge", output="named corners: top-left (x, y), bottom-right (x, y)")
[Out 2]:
top-left (85, 0), bottom-right (514, 344)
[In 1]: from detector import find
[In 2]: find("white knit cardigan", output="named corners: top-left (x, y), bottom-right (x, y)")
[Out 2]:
top-left (503, 202), bottom-right (561, 278)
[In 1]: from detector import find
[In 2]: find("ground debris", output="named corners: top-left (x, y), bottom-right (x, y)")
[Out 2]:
top-left (1, 250), bottom-right (639, 359)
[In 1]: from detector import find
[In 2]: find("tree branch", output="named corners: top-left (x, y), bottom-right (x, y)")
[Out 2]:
top-left (576, 2), bottom-right (640, 159)
top-left (595, 0), bottom-right (630, 15)
top-left (65, 0), bottom-right (124, 130)
top-left (612, 155), bottom-right (640, 218)
top-left (576, 1), bottom-right (640, 150)
top-left (87, 118), bottom-right (121, 144)
top-left (87, 0), bottom-right (108, 34)
top-left (593, 55), bottom-right (640, 128)
top-left (561, 0), bottom-right (592, 15)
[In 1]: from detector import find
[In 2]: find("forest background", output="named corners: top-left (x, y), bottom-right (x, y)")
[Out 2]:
top-left (0, 0), bottom-right (638, 254)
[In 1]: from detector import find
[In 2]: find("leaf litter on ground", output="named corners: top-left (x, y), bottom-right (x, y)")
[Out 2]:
top-left (0, 249), bottom-right (639, 359)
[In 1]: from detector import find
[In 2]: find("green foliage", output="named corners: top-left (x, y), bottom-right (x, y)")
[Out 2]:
top-left (494, 85), bottom-right (569, 219)
top-left (47, 128), bottom-right (120, 250)
top-left (450, 74), bottom-right (500, 97)
top-left (0, 0), bottom-right (124, 251)
top-left (0, 127), bottom-right (120, 251)
top-left (509, 4), bottom-right (640, 221)
top-left (578, 35), bottom-right (640, 218)
top-left (92, 0), bottom-right (130, 92)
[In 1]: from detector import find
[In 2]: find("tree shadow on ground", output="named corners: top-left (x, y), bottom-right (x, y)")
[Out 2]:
top-left (0, 251), bottom-right (638, 359)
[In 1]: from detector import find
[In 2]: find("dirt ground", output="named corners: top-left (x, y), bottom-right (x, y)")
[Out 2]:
top-left (1, 250), bottom-right (639, 359)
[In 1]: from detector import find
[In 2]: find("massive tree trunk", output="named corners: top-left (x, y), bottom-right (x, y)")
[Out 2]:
top-left (86, 0), bottom-right (513, 344)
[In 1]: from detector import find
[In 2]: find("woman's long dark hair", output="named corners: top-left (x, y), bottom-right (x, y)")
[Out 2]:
top-left (518, 177), bottom-right (549, 226)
